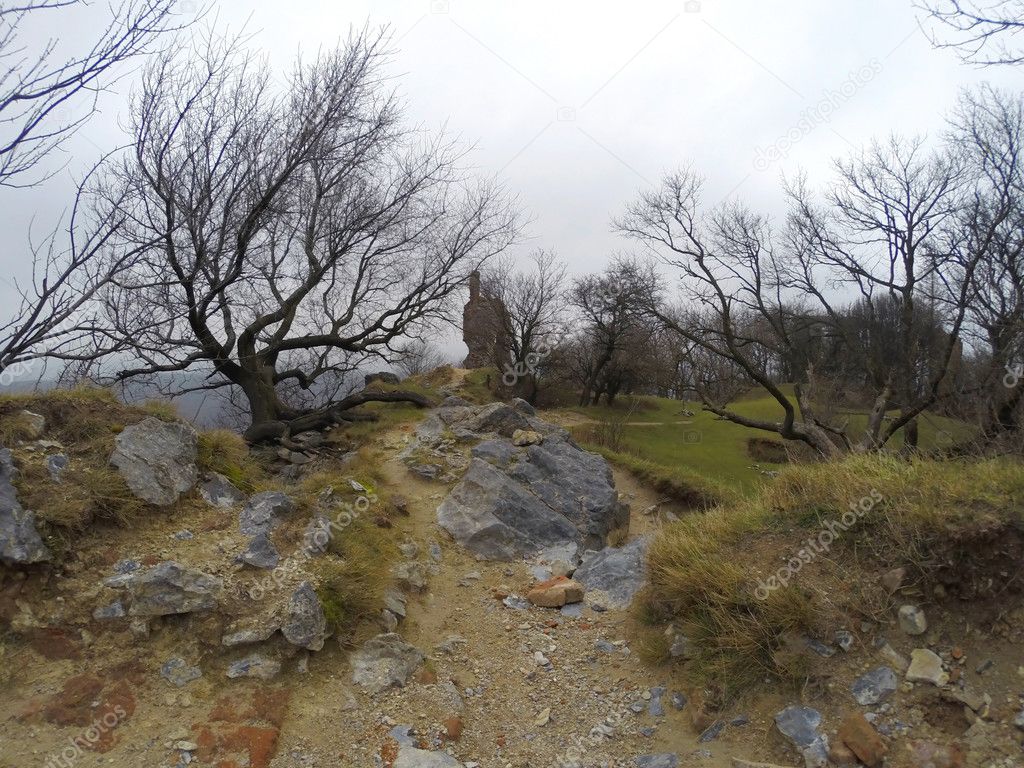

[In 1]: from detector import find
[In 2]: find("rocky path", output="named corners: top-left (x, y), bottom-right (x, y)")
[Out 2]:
top-left (268, 423), bottom-right (766, 768)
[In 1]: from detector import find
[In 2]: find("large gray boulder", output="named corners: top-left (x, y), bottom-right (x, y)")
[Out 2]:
top-left (110, 417), bottom-right (198, 506)
top-left (350, 633), bottom-right (425, 694)
top-left (281, 581), bottom-right (327, 651)
top-left (0, 448), bottom-right (50, 565)
top-left (574, 536), bottom-right (651, 609)
top-left (437, 434), bottom-right (628, 561)
top-left (120, 561), bottom-right (222, 616)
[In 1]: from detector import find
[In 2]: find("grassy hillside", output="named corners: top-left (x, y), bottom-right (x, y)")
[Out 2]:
top-left (637, 453), bottom-right (1024, 698)
top-left (561, 389), bottom-right (973, 494)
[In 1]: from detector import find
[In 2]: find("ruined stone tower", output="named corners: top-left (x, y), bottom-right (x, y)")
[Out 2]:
top-left (462, 270), bottom-right (508, 369)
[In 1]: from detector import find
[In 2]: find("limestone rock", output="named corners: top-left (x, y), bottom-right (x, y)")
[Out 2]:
top-left (46, 454), bottom-right (68, 482)
top-left (393, 747), bottom-right (462, 768)
top-left (906, 648), bottom-right (949, 686)
top-left (237, 533), bottom-right (279, 569)
top-left (467, 402), bottom-right (532, 437)
top-left (200, 472), bottom-right (245, 508)
top-left (160, 657), bottom-right (202, 687)
top-left (239, 491), bottom-right (294, 537)
top-left (110, 417), bottom-right (198, 506)
top-left (222, 614), bottom-right (280, 647)
top-left (350, 633), bottom-right (425, 694)
top-left (775, 706), bottom-right (823, 748)
top-left (0, 448), bottom-right (50, 565)
top-left (851, 666), bottom-right (898, 705)
top-left (365, 371), bottom-right (401, 386)
top-left (573, 536), bottom-right (650, 609)
top-left (437, 432), bottom-right (628, 560)
top-left (281, 581), bottom-right (326, 651)
top-left (121, 561), bottom-right (221, 616)
top-left (18, 410), bottom-right (46, 439)
top-left (898, 604), bottom-right (928, 635)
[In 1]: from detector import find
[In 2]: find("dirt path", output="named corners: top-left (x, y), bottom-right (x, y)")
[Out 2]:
top-left (270, 426), bottom-right (771, 768)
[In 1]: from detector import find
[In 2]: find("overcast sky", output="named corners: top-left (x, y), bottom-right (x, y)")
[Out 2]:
top-left (2, 0), bottom-right (1020, 310)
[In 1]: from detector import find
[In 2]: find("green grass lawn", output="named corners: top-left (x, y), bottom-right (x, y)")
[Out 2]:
top-left (554, 389), bottom-right (974, 495)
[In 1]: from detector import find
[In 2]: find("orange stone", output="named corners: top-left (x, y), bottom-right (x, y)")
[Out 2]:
top-left (444, 715), bottom-right (464, 741)
top-left (526, 576), bottom-right (584, 608)
top-left (839, 712), bottom-right (887, 767)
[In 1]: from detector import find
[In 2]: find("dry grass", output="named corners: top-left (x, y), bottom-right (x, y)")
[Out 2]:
top-left (197, 428), bottom-right (263, 492)
top-left (313, 516), bottom-right (396, 642)
top-left (0, 388), bottom-right (166, 554)
top-left (640, 454), bottom-right (1024, 699)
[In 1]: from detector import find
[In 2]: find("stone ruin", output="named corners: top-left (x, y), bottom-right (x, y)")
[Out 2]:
top-left (462, 270), bottom-right (508, 368)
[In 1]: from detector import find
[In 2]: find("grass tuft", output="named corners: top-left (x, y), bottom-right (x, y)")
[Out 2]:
top-left (197, 429), bottom-right (261, 492)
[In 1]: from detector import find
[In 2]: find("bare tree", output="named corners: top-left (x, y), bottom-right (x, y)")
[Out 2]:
top-left (947, 85), bottom-right (1024, 442)
top-left (480, 249), bottom-right (566, 402)
top-left (99, 29), bottom-right (519, 441)
top-left (0, 165), bottom-right (153, 383)
top-left (394, 339), bottom-right (446, 378)
top-left (567, 258), bottom-right (655, 407)
top-left (919, 0), bottom-right (1024, 65)
top-left (0, 0), bottom-right (182, 187)
top-left (617, 116), bottom-right (1015, 456)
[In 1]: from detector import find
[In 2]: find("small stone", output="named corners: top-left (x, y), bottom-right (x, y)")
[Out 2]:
top-left (281, 581), bottom-right (327, 651)
top-left (226, 654), bottom-right (281, 680)
top-left (668, 633), bottom-right (692, 659)
top-left (906, 740), bottom-right (966, 768)
top-left (444, 715), bottom-right (463, 741)
top-left (698, 720), bottom-right (724, 742)
top-left (92, 601), bottom-right (126, 620)
top-left (526, 576), bottom-right (584, 608)
top-left (18, 410), bottom-right (46, 439)
top-left (636, 756), bottom-right (678, 768)
top-left (671, 692), bottom-right (687, 710)
top-left (560, 602), bottom-right (584, 618)
top-left (47, 454), bottom-right (69, 482)
top-left (512, 429), bottom-right (543, 446)
top-left (877, 642), bottom-right (910, 672)
top-left (834, 629), bottom-right (855, 652)
top-left (237, 533), bottom-right (279, 569)
top-left (648, 686), bottom-right (666, 717)
top-left (161, 657), bottom-right (202, 687)
top-left (851, 667), bottom-right (898, 706)
top-left (838, 711), bottom-right (887, 766)
top-left (880, 567), bottom-right (906, 593)
top-left (349, 633), bottom-right (425, 694)
top-left (906, 648), bottom-right (949, 686)
top-left (774, 705), bottom-right (822, 748)
top-left (898, 605), bottom-right (928, 635)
